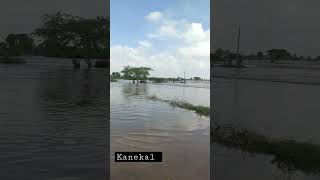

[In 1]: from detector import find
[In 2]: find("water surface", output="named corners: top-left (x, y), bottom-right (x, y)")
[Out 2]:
top-left (213, 63), bottom-right (320, 179)
top-left (111, 80), bottom-right (210, 180)
top-left (0, 57), bottom-right (108, 180)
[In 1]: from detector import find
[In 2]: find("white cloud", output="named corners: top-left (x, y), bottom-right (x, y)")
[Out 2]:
top-left (138, 40), bottom-right (152, 48)
top-left (183, 23), bottom-right (208, 43)
top-left (148, 19), bottom-right (185, 39)
top-left (178, 24), bottom-right (210, 58)
top-left (111, 11), bottom-right (210, 79)
top-left (145, 11), bottom-right (163, 21)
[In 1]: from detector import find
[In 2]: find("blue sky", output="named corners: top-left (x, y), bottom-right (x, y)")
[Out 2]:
top-left (111, 0), bottom-right (210, 79)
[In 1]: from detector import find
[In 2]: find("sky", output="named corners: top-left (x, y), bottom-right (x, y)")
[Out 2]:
top-left (110, 0), bottom-right (210, 79)
top-left (0, 0), bottom-right (108, 40)
top-left (213, 0), bottom-right (320, 57)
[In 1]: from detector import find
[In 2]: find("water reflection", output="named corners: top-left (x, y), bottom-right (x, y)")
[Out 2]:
top-left (121, 82), bottom-right (148, 97)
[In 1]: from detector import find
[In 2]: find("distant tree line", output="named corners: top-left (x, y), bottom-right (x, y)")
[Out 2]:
top-left (212, 48), bottom-right (320, 64)
top-left (0, 11), bottom-right (109, 67)
top-left (111, 66), bottom-right (203, 83)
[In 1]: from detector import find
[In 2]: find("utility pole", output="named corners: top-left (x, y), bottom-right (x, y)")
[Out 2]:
top-left (236, 24), bottom-right (241, 67)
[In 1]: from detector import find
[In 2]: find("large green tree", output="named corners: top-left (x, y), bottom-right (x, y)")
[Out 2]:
top-left (121, 66), bottom-right (153, 82)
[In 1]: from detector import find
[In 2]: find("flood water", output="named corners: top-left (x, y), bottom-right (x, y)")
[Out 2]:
top-left (213, 63), bottom-right (320, 180)
top-left (0, 57), bottom-right (108, 180)
top-left (110, 80), bottom-right (210, 180)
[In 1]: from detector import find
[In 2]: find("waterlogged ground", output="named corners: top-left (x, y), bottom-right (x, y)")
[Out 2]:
top-left (0, 57), bottom-right (108, 179)
top-left (111, 80), bottom-right (210, 180)
top-left (213, 62), bottom-right (320, 180)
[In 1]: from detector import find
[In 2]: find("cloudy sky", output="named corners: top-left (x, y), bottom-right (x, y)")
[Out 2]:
top-left (0, 0), bottom-right (108, 40)
top-left (111, 0), bottom-right (210, 79)
top-left (213, 0), bottom-right (320, 57)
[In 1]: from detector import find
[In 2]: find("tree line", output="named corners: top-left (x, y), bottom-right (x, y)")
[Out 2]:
top-left (111, 66), bottom-right (203, 83)
top-left (0, 11), bottom-right (109, 67)
top-left (212, 48), bottom-right (320, 64)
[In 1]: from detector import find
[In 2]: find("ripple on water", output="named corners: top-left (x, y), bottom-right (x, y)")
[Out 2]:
top-left (0, 57), bottom-right (108, 179)
top-left (111, 81), bottom-right (209, 179)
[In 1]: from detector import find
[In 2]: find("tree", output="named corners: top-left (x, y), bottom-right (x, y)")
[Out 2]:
top-left (299, 56), bottom-right (305, 60)
top-left (67, 16), bottom-right (108, 67)
top-left (33, 11), bottom-right (75, 50)
top-left (121, 66), bottom-right (153, 82)
top-left (5, 34), bottom-right (34, 56)
top-left (257, 51), bottom-right (264, 60)
top-left (266, 49), bottom-right (291, 63)
top-left (33, 11), bottom-right (109, 67)
top-left (0, 42), bottom-right (7, 56)
top-left (213, 49), bottom-right (232, 60)
top-left (193, 77), bottom-right (201, 80)
top-left (111, 72), bottom-right (121, 79)
top-left (212, 48), bottom-right (225, 61)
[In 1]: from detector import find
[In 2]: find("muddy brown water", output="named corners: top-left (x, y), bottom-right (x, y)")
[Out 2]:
top-left (111, 80), bottom-right (210, 180)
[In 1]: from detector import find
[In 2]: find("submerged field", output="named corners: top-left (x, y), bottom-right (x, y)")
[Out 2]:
top-left (0, 57), bottom-right (108, 179)
top-left (110, 80), bottom-right (210, 180)
top-left (213, 61), bottom-right (320, 180)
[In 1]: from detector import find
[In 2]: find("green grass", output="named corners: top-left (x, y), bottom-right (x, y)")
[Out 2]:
top-left (212, 125), bottom-right (320, 175)
top-left (0, 57), bottom-right (26, 64)
top-left (147, 95), bottom-right (210, 117)
top-left (169, 100), bottom-right (209, 116)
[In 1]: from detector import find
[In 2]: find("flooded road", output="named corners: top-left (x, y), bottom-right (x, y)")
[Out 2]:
top-left (110, 80), bottom-right (210, 180)
top-left (213, 64), bottom-right (320, 180)
top-left (0, 57), bottom-right (108, 180)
